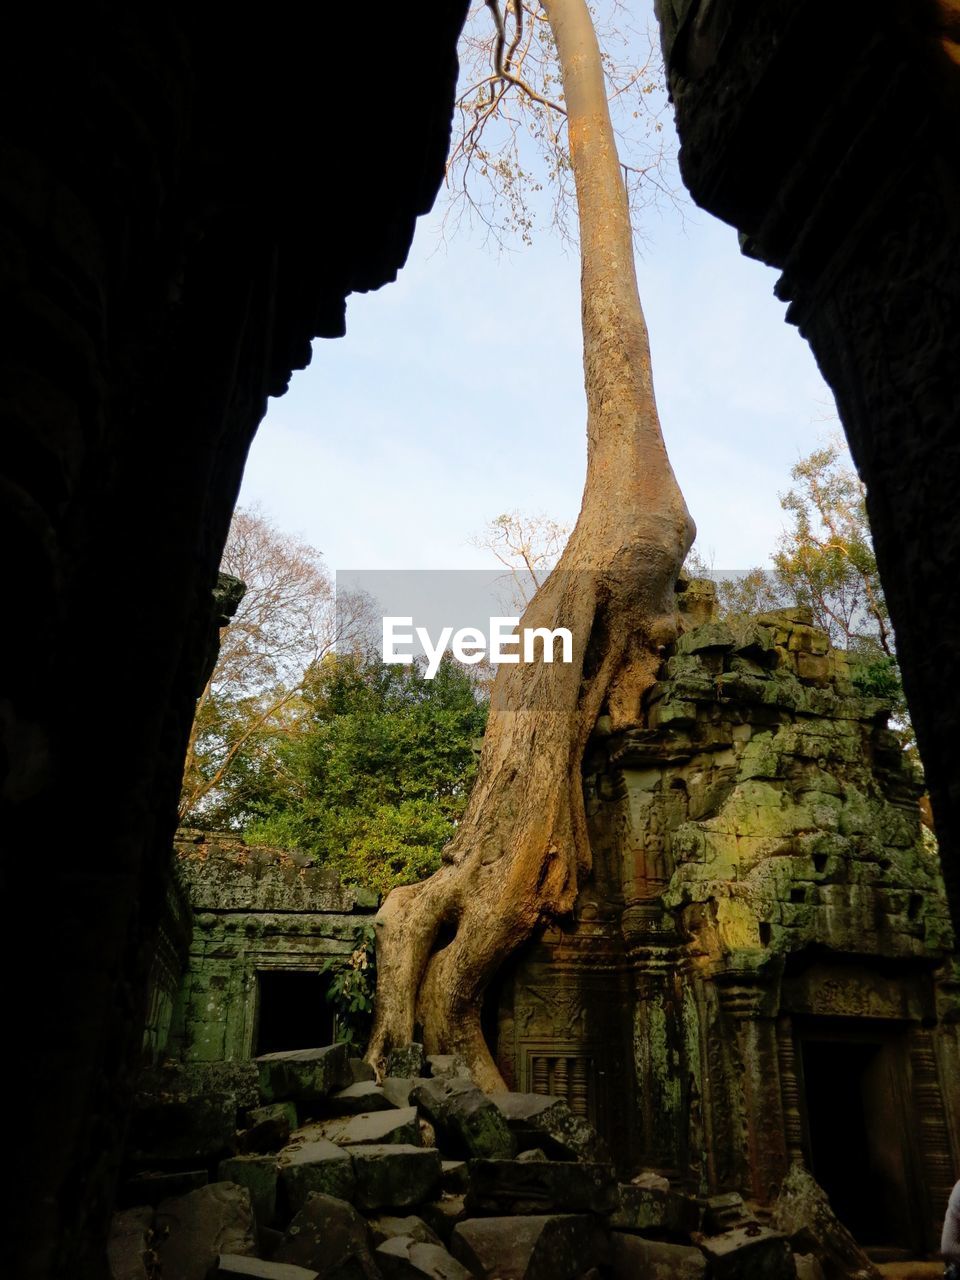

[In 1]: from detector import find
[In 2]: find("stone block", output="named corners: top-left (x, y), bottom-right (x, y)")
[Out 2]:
top-left (381, 1078), bottom-right (417, 1108)
top-left (700, 1227), bottom-right (794, 1279)
top-left (218, 1156), bottom-right (279, 1226)
top-left (107, 1206), bottom-right (155, 1280)
top-left (273, 1193), bottom-right (380, 1278)
top-left (772, 1165), bottom-right (879, 1280)
top-left (155, 1182), bottom-right (258, 1280)
top-left (412, 1079), bottom-right (516, 1160)
top-left (237, 1113), bottom-right (292, 1155)
top-left (369, 1215), bottom-right (442, 1247)
top-left (451, 1214), bottom-right (606, 1280)
top-left (319, 1107), bottom-right (420, 1147)
top-left (347, 1144), bottom-right (442, 1211)
top-left (794, 1256), bottom-right (825, 1280)
top-left (425, 1055), bottom-right (471, 1082)
top-left (331, 1081), bottom-right (398, 1114)
top-left (386, 1044), bottom-right (426, 1078)
top-left (280, 1140), bottom-right (356, 1213)
top-left (216, 1257), bottom-right (319, 1279)
top-left (608, 1181), bottom-right (701, 1234)
top-left (256, 1045), bottom-right (351, 1105)
top-left (420, 1195), bottom-right (468, 1244)
top-left (609, 1233), bottom-right (706, 1280)
top-left (463, 1159), bottom-right (615, 1215)
top-left (489, 1092), bottom-right (608, 1162)
top-left (249, 1102), bottom-right (299, 1131)
top-left (375, 1236), bottom-right (473, 1279)
top-left (348, 1058), bottom-right (377, 1084)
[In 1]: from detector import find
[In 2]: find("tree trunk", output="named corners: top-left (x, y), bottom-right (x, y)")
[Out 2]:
top-left (366, 0), bottom-right (695, 1089)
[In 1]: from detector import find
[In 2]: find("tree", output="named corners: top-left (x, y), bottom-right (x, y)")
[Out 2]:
top-left (243, 651), bottom-right (488, 896)
top-left (367, 0), bottom-right (695, 1086)
top-left (179, 506), bottom-right (366, 827)
top-left (471, 510), bottom-right (572, 609)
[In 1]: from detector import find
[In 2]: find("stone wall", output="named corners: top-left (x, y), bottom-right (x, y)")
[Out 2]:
top-left (166, 833), bottom-right (377, 1064)
top-left (0, 8), bottom-right (467, 1272)
top-left (652, 0), bottom-right (960, 936)
top-left (494, 583), bottom-right (959, 1253)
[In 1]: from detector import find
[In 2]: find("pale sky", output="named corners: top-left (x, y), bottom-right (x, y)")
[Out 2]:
top-left (239, 6), bottom-right (836, 577)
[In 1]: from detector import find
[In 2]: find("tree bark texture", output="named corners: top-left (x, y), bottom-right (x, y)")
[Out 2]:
top-left (366, 0), bottom-right (695, 1088)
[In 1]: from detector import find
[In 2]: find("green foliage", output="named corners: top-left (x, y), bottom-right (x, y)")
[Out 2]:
top-left (244, 650), bottom-right (487, 895)
top-left (320, 922), bottom-right (377, 1050)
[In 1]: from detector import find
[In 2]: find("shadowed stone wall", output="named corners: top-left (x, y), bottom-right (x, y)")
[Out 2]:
top-left (0, 6), bottom-right (467, 1274)
top-left (652, 0), bottom-right (960, 934)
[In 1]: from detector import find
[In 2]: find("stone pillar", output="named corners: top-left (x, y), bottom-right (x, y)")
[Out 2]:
top-left (717, 978), bottom-right (789, 1203)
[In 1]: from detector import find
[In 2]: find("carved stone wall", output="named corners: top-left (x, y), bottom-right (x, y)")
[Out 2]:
top-left (495, 583), bottom-right (959, 1251)
top-left (165, 833), bottom-right (377, 1064)
top-left (652, 0), bottom-right (960, 936)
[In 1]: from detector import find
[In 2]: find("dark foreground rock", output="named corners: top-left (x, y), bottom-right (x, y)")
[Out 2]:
top-left (280, 1140), bottom-right (356, 1213)
top-left (609, 1233), bottom-right (706, 1280)
top-left (772, 1165), bottom-right (880, 1280)
top-left (256, 1046), bottom-right (352, 1105)
top-left (217, 1257), bottom-right (320, 1279)
top-left (463, 1159), bottom-right (615, 1215)
top-left (700, 1226), bottom-right (795, 1280)
top-left (107, 1206), bottom-right (156, 1280)
top-left (155, 1182), bottom-right (258, 1280)
top-left (348, 1144), bottom-right (443, 1211)
top-left (488, 1093), bottom-right (608, 1163)
top-left (376, 1235), bottom-right (473, 1279)
top-left (412, 1080), bottom-right (516, 1161)
top-left (272, 1193), bottom-right (380, 1278)
top-left (451, 1214), bottom-right (606, 1280)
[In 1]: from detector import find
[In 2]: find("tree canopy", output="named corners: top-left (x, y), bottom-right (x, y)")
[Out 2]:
top-left (244, 652), bottom-right (488, 895)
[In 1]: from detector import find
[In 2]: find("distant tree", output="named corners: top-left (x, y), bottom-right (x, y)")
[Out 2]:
top-left (244, 652), bottom-right (488, 896)
top-left (179, 507), bottom-right (369, 827)
top-left (470, 509), bottom-right (572, 609)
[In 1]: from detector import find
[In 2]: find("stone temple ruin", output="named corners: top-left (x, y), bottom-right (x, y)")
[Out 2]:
top-left (130, 586), bottom-right (959, 1276)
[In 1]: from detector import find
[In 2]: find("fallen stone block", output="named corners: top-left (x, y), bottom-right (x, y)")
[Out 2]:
top-left (216, 1257), bottom-right (320, 1279)
top-left (425, 1055), bottom-right (471, 1082)
top-left (249, 1102), bottom-right (300, 1130)
top-left (155, 1182), bottom-right (257, 1280)
top-left (319, 1107), bottom-right (420, 1147)
top-left (218, 1156), bottom-right (279, 1226)
top-left (331, 1081), bottom-right (398, 1114)
top-left (386, 1044), bottom-right (426, 1078)
top-left (235, 1105), bottom-right (291, 1157)
top-left (349, 1058), bottom-right (377, 1084)
top-left (419, 1196), bottom-right (468, 1244)
top-left (609, 1233), bottom-right (706, 1280)
top-left (464, 1159), bottom-right (616, 1215)
top-left (376, 1236), bottom-right (473, 1279)
top-left (256, 1045), bottom-right (352, 1105)
top-left (412, 1079), bottom-right (515, 1160)
top-left (700, 1226), bottom-right (795, 1280)
top-left (516, 1149), bottom-right (549, 1163)
top-left (280, 1140), bottom-right (356, 1214)
top-left (107, 1206), bottom-right (156, 1280)
top-left (272, 1193), bottom-right (380, 1278)
top-left (347, 1144), bottom-right (442, 1211)
top-left (451, 1214), bottom-right (607, 1280)
top-left (794, 1256), bottom-right (826, 1280)
top-left (608, 1180), bottom-right (701, 1235)
top-left (489, 1092), bottom-right (608, 1162)
top-left (701, 1191), bottom-right (747, 1233)
top-left (772, 1165), bottom-right (879, 1280)
top-left (369, 1216), bottom-right (443, 1247)
top-left (382, 1078), bottom-right (417, 1108)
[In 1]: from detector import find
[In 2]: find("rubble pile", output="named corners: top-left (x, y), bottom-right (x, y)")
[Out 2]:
top-left (112, 1042), bottom-right (875, 1279)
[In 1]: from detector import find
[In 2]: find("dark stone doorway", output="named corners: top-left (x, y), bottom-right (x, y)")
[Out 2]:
top-left (799, 1024), bottom-right (916, 1252)
top-left (255, 970), bottom-right (335, 1056)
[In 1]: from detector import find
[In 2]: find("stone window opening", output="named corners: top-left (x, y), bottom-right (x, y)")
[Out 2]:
top-left (254, 969), bottom-right (335, 1058)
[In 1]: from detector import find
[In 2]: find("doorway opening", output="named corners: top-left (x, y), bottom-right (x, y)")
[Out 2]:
top-left (255, 969), bottom-right (335, 1056)
top-left (799, 1025), bottom-right (915, 1251)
